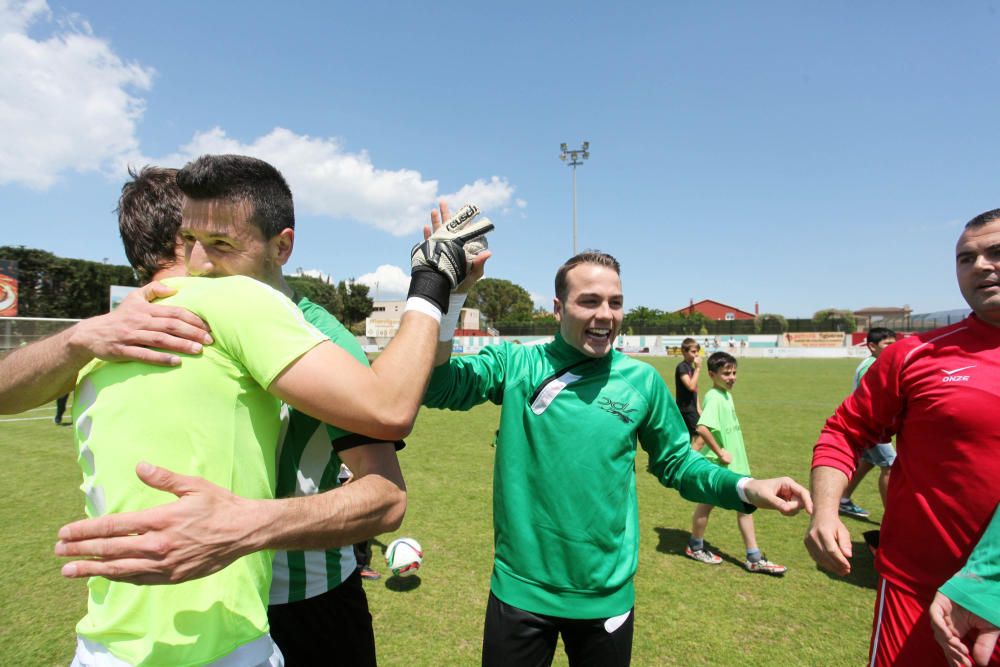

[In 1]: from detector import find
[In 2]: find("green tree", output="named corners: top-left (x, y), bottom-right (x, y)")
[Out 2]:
top-left (286, 274), bottom-right (343, 319)
top-left (467, 278), bottom-right (534, 323)
top-left (755, 313), bottom-right (788, 334)
top-left (623, 306), bottom-right (665, 328)
top-left (338, 279), bottom-right (374, 329)
top-left (532, 307), bottom-right (557, 326)
top-left (0, 246), bottom-right (138, 318)
top-left (812, 308), bottom-right (857, 333)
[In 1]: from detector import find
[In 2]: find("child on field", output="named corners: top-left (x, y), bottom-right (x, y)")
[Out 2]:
top-left (685, 352), bottom-right (787, 575)
top-left (674, 338), bottom-right (702, 439)
top-left (838, 327), bottom-right (897, 519)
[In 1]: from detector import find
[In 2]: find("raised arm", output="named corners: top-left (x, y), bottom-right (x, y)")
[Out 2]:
top-left (0, 282), bottom-right (211, 414)
top-left (274, 206), bottom-right (492, 438)
top-left (428, 201), bottom-right (491, 368)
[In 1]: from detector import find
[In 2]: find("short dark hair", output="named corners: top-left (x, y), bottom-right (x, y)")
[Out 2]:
top-left (707, 351), bottom-right (737, 373)
top-left (176, 154), bottom-right (294, 238)
top-left (554, 250), bottom-right (621, 302)
top-left (681, 337), bottom-right (699, 351)
top-left (117, 166), bottom-right (182, 284)
top-left (965, 209), bottom-right (1000, 229)
top-left (867, 327), bottom-right (896, 345)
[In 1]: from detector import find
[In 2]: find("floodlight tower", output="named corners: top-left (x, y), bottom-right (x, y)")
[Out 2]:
top-left (559, 141), bottom-right (590, 255)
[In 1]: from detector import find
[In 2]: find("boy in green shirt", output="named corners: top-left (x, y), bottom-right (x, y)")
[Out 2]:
top-left (686, 351), bottom-right (788, 575)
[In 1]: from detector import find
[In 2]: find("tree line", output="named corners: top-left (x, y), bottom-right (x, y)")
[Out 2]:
top-left (0, 246), bottom-right (375, 328)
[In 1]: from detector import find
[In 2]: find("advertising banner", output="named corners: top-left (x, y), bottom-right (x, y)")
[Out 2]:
top-left (0, 260), bottom-right (18, 317)
top-left (784, 332), bottom-right (845, 347)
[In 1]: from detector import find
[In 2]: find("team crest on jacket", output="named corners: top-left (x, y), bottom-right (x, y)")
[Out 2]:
top-left (599, 397), bottom-right (636, 424)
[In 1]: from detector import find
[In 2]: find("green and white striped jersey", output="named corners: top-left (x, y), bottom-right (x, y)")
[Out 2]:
top-left (268, 296), bottom-right (369, 605)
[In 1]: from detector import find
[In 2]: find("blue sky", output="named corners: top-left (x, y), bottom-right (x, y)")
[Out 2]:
top-left (2, 1), bottom-right (998, 316)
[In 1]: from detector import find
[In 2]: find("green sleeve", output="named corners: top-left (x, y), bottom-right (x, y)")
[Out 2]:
top-left (423, 343), bottom-right (511, 411)
top-left (939, 504), bottom-right (1000, 627)
top-left (302, 303), bottom-right (373, 443)
top-left (639, 371), bottom-right (750, 513)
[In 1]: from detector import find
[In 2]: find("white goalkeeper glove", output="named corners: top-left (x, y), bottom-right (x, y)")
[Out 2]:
top-left (407, 204), bottom-right (494, 313)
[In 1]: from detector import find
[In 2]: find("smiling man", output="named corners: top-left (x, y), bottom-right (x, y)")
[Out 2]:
top-left (806, 209), bottom-right (1000, 666)
top-left (422, 244), bottom-right (812, 667)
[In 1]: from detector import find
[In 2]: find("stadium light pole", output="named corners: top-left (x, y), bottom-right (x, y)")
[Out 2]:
top-left (559, 141), bottom-right (590, 255)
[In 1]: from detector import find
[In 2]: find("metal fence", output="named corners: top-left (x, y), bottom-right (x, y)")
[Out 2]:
top-left (497, 318), bottom-right (856, 336)
top-left (0, 317), bottom-right (80, 351)
top-left (875, 313), bottom-right (969, 332)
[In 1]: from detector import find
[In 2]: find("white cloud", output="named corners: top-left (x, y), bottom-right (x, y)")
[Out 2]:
top-left (154, 127), bottom-right (517, 236)
top-left (355, 264), bottom-right (410, 299)
top-left (0, 2), bottom-right (522, 228)
top-left (0, 0), bottom-right (153, 188)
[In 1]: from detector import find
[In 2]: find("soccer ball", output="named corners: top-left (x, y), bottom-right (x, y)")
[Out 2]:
top-left (385, 537), bottom-right (423, 577)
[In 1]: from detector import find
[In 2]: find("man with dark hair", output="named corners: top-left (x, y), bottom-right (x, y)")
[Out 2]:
top-left (117, 166), bottom-right (185, 283)
top-left (422, 228), bottom-right (811, 667)
top-left (806, 209), bottom-right (1000, 666)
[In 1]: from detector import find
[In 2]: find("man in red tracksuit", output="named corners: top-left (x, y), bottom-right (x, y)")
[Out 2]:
top-left (806, 208), bottom-right (1000, 666)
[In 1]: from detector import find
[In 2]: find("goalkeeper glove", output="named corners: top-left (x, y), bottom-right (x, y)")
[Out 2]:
top-left (407, 204), bottom-right (494, 312)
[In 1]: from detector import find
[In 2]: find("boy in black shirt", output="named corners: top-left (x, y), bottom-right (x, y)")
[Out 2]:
top-left (674, 338), bottom-right (702, 437)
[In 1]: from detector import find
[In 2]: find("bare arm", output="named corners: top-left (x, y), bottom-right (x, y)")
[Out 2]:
top-left (0, 282), bottom-right (211, 414)
top-left (803, 465), bottom-right (854, 575)
top-left (258, 443), bottom-right (406, 550)
top-left (270, 311), bottom-right (438, 441)
top-left (272, 202), bottom-right (492, 438)
top-left (55, 444), bottom-right (407, 584)
top-left (695, 424), bottom-right (731, 464)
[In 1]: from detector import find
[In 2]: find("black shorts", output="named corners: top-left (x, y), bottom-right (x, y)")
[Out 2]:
top-left (482, 591), bottom-right (633, 667)
top-left (679, 409), bottom-right (700, 436)
top-left (268, 570), bottom-right (376, 666)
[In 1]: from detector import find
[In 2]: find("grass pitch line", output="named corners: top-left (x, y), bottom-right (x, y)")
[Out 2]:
top-left (0, 416), bottom-right (58, 423)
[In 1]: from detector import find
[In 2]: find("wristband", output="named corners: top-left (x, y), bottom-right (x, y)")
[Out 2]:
top-left (736, 476), bottom-right (754, 504)
top-left (407, 269), bottom-right (450, 313)
top-left (403, 297), bottom-right (442, 323)
top-left (439, 293), bottom-right (468, 342)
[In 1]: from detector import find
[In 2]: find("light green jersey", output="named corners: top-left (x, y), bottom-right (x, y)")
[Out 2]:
top-left (696, 387), bottom-right (751, 476)
top-left (269, 296), bottom-right (371, 605)
top-left (72, 276), bottom-right (325, 666)
top-left (854, 356), bottom-right (876, 390)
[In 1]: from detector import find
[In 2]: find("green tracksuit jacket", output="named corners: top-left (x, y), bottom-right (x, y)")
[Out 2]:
top-left (939, 504), bottom-right (1000, 627)
top-left (424, 334), bottom-right (751, 619)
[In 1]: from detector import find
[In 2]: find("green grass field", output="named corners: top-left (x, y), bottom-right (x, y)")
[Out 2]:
top-left (0, 358), bottom-right (883, 666)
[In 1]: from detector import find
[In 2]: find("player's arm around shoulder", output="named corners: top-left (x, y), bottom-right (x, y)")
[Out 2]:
top-left (0, 280), bottom-right (211, 414)
top-left (258, 441), bottom-right (407, 551)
